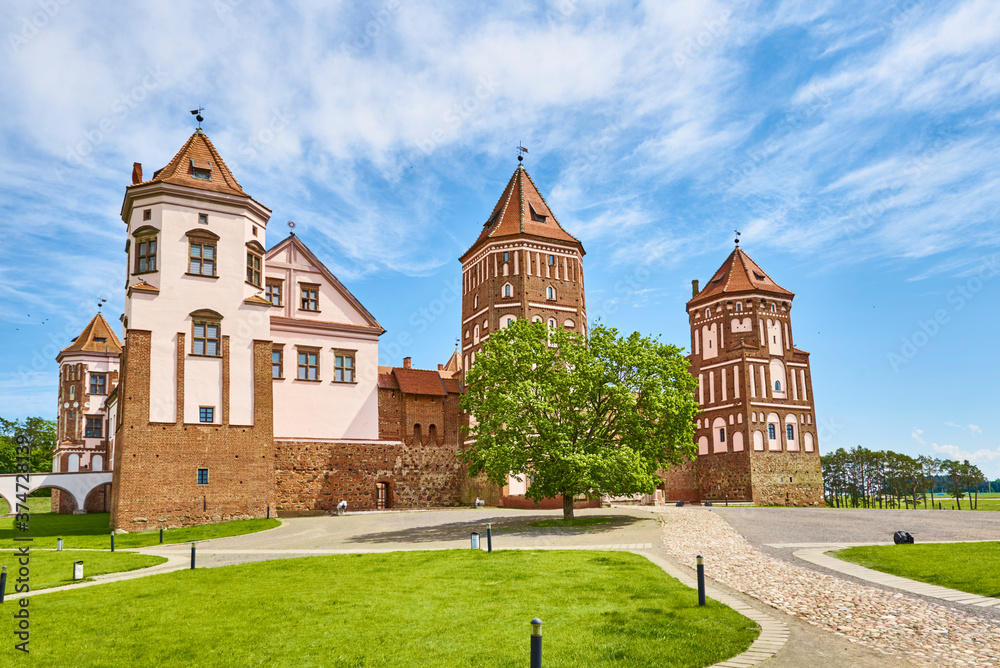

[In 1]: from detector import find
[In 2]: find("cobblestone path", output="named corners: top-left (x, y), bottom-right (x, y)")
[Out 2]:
top-left (657, 507), bottom-right (1000, 667)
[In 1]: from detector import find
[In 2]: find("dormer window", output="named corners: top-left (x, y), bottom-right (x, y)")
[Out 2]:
top-left (529, 203), bottom-right (547, 223)
top-left (191, 158), bottom-right (212, 181)
top-left (753, 271), bottom-right (766, 281)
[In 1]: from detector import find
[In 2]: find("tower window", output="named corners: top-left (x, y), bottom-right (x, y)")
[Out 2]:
top-left (197, 468), bottom-right (209, 485)
top-left (246, 251), bottom-right (262, 287)
top-left (786, 424), bottom-right (794, 440)
top-left (135, 235), bottom-right (157, 273)
top-left (503, 251), bottom-right (509, 263)
top-left (719, 428), bottom-right (726, 443)
top-left (473, 296), bottom-right (478, 309)
top-left (705, 308), bottom-right (710, 318)
top-left (143, 209), bottom-right (151, 221)
top-left (548, 254), bottom-right (556, 266)
top-left (736, 302), bottom-right (742, 312)
top-left (546, 286), bottom-right (556, 300)
top-left (503, 283), bottom-right (512, 298)
top-left (774, 381), bottom-right (781, 391)
top-left (266, 280), bottom-right (282, 306)
top-left (189, 242), bottom-right (216, 276)
top-left (770, 304), bottom-right (776, 312)
top-left (199, 407), bottom-right (214, 423)
top-left (548, 318), bottom-right (556, 329)
top-left (85, 416), bottom-right (103, 438)
top-left (198, 213), bottom-right (209, 224)
top-left (193, 321), bottom-right (221, 357)
top-left (89, 374), bottom-right (107, 395)
top-left (768, 424), bottom-right (776, 440)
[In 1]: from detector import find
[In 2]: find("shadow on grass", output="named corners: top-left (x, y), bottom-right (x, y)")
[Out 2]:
top-left (348, 514), bottom-right (649, 545)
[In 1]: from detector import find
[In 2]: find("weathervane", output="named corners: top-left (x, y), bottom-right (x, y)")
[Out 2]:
top-left (734, 228), bottom-right (741, 246)
top-left (190, 106), bottom-right (205, 129)
top-left (517, 143), bottom-right (529, 163)
top-left (97, 298), bottom-right (107, 310)
top-left (288, 220), bottom-right (296, 236)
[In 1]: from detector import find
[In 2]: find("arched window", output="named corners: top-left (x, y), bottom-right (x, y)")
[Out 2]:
top-left (502, 283), bottom-right (513, 298)
top-left (563, 319), bottom-right (575, 329)
top-left (67, 454), bottom-right (80, 473)
top-left (501, 315), bottom-right (516, 329)
top-left (736, 302), bottom-right (742, 312)
top-left (548, 318), bottom-right (556, 329)
top-left (531, 315), bottom-right (542, 324)
top-left (483, 319), bottom-right (489, 330)
top-left (546, 285), bottom-right (556, 300)
top-left (705, 308), bottom-right (710, 318)
top-left (770, 303), bottom-right (776, 312)
top-left (473, 325), bottom-right (480, 344)
top-left (474, 296), bottom-right (478, 309)
top-left (92, 454), bottom-right (103, 471)
top-left (774, 380), bottom-right (781, 391)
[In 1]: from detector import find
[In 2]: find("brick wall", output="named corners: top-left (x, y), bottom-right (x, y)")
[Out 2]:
top-left (660, 460), bottom-right (701, 502)
top-left (110, 332), bottom-right (276, 532)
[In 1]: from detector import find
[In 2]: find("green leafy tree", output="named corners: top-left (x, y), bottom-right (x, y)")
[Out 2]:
top-left (460, 320), bottom-right (698, 520)
top-left (0, 417), bottom-right (56, 474)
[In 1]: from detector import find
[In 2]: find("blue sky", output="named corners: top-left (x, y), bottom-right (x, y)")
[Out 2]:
top-left (2, 1), bottom-right (998, 475)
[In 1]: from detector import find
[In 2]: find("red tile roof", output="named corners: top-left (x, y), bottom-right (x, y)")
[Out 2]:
top-left (60, 312), bottom-right (122, 355)
top-left (689, 247), bottom-right (793, 306)
top-left (128, 130), bottom-right (249, 198)
top-left (462, 165), bottom-right (583, 259)
top-left (377, 366), bottom-right (464, 395)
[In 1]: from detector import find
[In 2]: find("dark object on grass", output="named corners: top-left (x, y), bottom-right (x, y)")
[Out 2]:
top-left (704, 501), bottom-right (713, 507)
top-left (893, 531), bottom-right (914, 545)
top-left (696, 555), bottom-right (706, 606)
top-left (530, 618), bottom-right (542, 668)
top-left (675, 501), bottom-right (684, 507)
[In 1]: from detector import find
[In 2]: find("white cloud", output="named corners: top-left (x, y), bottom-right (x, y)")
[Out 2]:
top-left (911, 428), bottom-right (925, 445)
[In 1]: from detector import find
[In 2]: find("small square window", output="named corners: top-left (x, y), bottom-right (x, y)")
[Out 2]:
top-left (143, 209), bottom-right (151, 221)
top-left (85, 416), bottom-right (103, 438)
top-left (300, 285), bottom-right (319, 311)
top-left (197, 468), bottom-right (209, 485)
top-left (334, 353), bottom-right (355, 383)
top-left (199, 407), bottom-right (214, 423)
top-left (199, 213), bottom-right (208, 224)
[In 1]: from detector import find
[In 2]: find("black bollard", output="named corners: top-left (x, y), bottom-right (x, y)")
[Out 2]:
top-left (111, 532), bottom-right (115, 552)
top-left (160, 527), bottom-right (164, 544)
top-left (191, 542), bottom-right (196, 570)
top-left (267, 506), bottom-right (270, 520)
top-left (725, 495), bottom-right (728, 507)
top-left (0, 565), bottom-right (6, 604)
top-left (696, 555), bottom-right (706, 606)
top-left (530, 618), bottom-right (542, 668)
top-left (487, 523), bottom-right (493, 553)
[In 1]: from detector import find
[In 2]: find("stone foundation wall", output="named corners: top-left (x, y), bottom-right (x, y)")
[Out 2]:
top-left (697, 450), bottom-right (753, 502)
top-left (499, 494), bottom-right (601, 511)
top-left (274, 439), bottom-right (466, 512)
top-left (750, 451), bottom-right (824, 506)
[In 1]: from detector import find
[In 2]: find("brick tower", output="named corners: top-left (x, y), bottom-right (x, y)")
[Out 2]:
top-left (458, 163), bottom-right (586, 374)
top-left (685, 244), bottom-right (824, 506)
top-left (52, 312), bottom-right (121, 512)
top-left (110, 129), bottom-right (276, 531)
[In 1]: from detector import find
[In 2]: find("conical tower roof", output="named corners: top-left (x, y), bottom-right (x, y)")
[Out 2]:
top-left (58, 312), bottom-right (123, 357)
top-left (461, 165), bottom-right (583, 260)
top-left (688, 247), bottom-right (793, 306)
top-left (128, 130), bottom-right (249, 198)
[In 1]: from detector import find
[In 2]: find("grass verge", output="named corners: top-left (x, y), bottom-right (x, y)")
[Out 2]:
top-left (0, 549), bottom-right (166, 591)
top-left (0, 513), bottom-right (280, 549)
top-left (5, 550), bottom-right (759, 667)
top-left (0, 496), bottom-right (53, 516)
top-left (833, 542), bottom-right (1000, 598)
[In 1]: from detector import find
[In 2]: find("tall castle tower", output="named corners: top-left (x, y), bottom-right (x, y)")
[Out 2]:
top-left (458, 164), bottom-right (586, 372)
top-left (110, 129), bottom-right (276, 531)
top-left (686, 245), bottom-right (824, 506)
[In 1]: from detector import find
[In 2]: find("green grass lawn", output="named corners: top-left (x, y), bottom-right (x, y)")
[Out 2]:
top-left (833, 542), bottom-right (1000, 598)
top-left (529, 517), bottom-right (616, 528)
top-left (0, 549), bottom-right (166, 590)
top-left (0, 495), bottom-right (53, 515)
top-left (3, 550), bottom-right (759, 667)
top-left (0, 512), bottom-right (280, 549)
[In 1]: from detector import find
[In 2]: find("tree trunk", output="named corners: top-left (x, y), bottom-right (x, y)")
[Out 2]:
top-left (562, 493), bottom-right (575, 521)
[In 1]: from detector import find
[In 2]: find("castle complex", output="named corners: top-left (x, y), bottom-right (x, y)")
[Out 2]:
top-left (49, 129), bottom-right (822, 528)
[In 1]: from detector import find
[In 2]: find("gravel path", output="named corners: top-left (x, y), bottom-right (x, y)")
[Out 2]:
top-left (657, 507), bottom-right (1000, 667)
